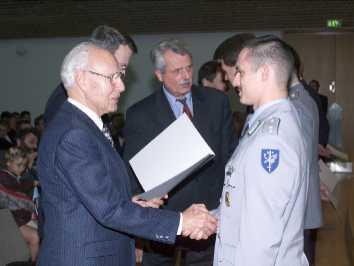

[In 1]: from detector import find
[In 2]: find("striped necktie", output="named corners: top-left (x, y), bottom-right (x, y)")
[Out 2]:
top-left (176, 97), bottom-right (193, 119)
top-left (102, 124), bottom-right (114, 147)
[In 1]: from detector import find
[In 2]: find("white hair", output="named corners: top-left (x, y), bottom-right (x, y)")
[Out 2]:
top-left (60, 42), bottom-right (91, 89)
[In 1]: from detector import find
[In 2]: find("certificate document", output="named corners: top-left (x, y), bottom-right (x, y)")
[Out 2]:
top-left (129, 113), bottom-right (215, 200)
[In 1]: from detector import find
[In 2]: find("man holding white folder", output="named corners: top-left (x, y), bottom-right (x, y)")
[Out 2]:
top-left (124, 39), bottom-right (236, 265)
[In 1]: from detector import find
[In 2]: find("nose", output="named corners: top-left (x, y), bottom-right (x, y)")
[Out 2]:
top-left (113, 77), bottom-right (125, 93)
top-left (223, 72), bottom-right (229, 81)
top-left (181, 67), bottom-right (191, 80)
top-left (232, 72), bottom-right (240, 88)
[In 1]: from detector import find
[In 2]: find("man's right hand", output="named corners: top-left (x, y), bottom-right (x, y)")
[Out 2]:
top-left (182, 204), bottom-right (217, 240)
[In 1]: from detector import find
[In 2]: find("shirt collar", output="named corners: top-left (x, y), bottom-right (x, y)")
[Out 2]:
top-left (67, 98), bottom-right (103, 131)
top-left (162, 85), bottom-right (192, 103)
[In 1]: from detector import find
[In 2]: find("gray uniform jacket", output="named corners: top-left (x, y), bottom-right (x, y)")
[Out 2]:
top-left (289, 83), bottom-right (323, 229)
top-left (214, 99), bottom-right (309, 266)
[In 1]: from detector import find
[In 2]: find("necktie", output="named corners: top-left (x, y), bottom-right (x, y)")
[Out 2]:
top-left (176, 97), bottom-right (193, 119)
top-left (102, 124), bottom-right (114, 147)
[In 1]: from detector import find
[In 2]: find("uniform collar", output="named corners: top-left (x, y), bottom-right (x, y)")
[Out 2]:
top-left (247, 98), bottom-right (287, 130)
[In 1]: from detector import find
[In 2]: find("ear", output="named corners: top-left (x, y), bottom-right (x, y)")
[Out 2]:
top-left (260, 64), bottom-right (269, 81)
top-left (75, 70), bottom-right (86, 90)
top-left (202, 78), bottom-right (211, 87)
top-left (155, 70), bottom-right (163, 83)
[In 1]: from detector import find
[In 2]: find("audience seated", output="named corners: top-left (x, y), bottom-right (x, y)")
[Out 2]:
top-left (0, 147), bottom-right (39, 263)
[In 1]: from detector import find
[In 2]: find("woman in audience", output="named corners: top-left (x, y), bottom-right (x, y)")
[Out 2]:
top-left (0, 147), bottom-right (39, 263)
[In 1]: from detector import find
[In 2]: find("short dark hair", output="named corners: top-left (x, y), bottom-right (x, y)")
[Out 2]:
top-left (242, 35), bottom-right (294, 87)
top-left (213, 33), bottom-right (255, 66)
top-left (34, 114), bottom-right (44, 126)
top-left (90, 25), bottom-right (137, 54)
top-left (18, 128), bottom-right (36, 141)
top-left (0, 111), bottom-right (11, 120)
top-left (122, 33), bottom-right (138, 54)
top-left (20, 110), bottom-right (30, 117)
top-left (198, 61), bottom-right (222, 85)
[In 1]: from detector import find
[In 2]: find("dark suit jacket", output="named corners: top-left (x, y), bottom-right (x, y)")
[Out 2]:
top-left (123, 85), bottom-right (236, 212)
top-left (37, 101), bottom-right (179, 266)
top-left (318, 93), bottom-right (328, 114)
top-left (43, 83), bottom-right (67, 127)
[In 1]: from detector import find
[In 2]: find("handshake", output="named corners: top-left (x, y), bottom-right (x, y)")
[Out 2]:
top-left (132, 196), bottom-right (217, 241)
top-left (181, 203), bottom-right (217, 240)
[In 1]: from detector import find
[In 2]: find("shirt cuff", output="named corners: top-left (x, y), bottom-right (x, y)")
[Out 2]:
top-left (177, 213), bottom-right (183, 235)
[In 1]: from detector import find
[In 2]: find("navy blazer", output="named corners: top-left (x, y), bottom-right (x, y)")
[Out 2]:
top-left (37, 101), bottom-right (179, 266)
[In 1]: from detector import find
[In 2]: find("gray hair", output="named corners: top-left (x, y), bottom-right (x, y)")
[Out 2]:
top-left (60, 42), bottom-right (91, 89)
top-left (242, 35), bottom-right (294, 87)
top-left (150, 39), bottom-right (192, 73)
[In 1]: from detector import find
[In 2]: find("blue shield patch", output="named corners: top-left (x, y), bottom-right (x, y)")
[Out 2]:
top-left (261, 149), bottom-right (280, 173)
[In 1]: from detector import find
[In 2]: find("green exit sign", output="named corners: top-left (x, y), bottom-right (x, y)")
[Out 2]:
top-left (327, 19), bottom-right (342, 28)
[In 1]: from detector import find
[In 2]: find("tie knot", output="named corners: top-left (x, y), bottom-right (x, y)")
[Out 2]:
top-left (102, 124), bottom-right (110, 134)
top-left (102, 124), bottom-right (114, 147)
top-left (176, 97), bottom-right (187, 105)
top-left (176, 97), bottom-right (193, 119)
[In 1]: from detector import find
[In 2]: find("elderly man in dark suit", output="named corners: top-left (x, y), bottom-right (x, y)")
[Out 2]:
top-left (37, 42), bottom-right (217, 266)
top-left (123, 39), bottom-right (236, 266)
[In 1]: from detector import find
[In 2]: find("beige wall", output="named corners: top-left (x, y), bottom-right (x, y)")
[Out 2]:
top-left (285, 33), bottom-right (354, 160)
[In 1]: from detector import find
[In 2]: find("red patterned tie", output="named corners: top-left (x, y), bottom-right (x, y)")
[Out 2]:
top-left (177, 97), bottom-right (193, 119)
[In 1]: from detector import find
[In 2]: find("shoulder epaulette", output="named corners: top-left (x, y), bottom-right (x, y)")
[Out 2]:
top-left (289, 89), bottom-right (300, 100)
top-left (261, 117), bottom-right (280, 135)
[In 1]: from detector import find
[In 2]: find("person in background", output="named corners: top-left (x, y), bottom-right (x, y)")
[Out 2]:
top-left (20, 111), bottom-right (32, 125)
top-left (0, 147), bottom-right (39, 263)
top-left (287, 42), bottom-right (322, 266)
top-left (309, 79), bottom-right (328, 115)
top-left (34, 114), bottom-right (45, 141)
top-left (43, 25), bottom-right (137, 127)
top-left (0, 120), bottom-right (15, 151)
top-left (198, 60), bottom-right (227, 92)
top-left (124, 39), bottom-right (236, 266)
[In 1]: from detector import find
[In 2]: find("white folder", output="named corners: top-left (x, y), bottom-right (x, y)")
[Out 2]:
top-left (129, 113), bottom-right (215, 200)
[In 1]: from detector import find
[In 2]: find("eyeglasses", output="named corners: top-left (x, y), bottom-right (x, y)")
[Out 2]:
top-left (87, 69), bottom-right (125, 83)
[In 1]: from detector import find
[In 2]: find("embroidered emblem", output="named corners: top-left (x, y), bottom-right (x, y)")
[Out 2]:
top-left (261, 149), bottom-right (280, 173)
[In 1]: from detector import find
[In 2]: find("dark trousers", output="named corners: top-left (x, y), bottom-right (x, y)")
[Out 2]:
top-left (142, 236), bottom-right (215, 266)
top-left (304, 229), bottom-right (318, 266)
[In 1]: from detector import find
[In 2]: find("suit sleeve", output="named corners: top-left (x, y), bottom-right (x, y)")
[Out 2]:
top-left (236, 135), bottom-right (301, 265)
top-left (220, 94), bottom-right (238, 160)
top-left (56, 128), bottom-right (179, 244)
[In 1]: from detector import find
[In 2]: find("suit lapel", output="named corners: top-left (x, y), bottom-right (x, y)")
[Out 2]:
top-left (191, 85), bottom-right (209, 134)
top-left (153, 88), bottom-right (176, 129)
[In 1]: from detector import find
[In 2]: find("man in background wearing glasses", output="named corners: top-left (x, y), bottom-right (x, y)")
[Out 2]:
top-left (43, 25), bottom-right (137, 128)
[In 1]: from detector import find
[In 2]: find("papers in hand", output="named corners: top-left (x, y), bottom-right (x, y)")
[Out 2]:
top-left (129, 113), bottom-right (215, 200)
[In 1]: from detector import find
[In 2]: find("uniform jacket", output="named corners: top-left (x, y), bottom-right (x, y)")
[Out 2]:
top-left (37, 101), bottom-right (179, 266)
top-left (290, 83), bottom-right (322, 229)
top-left (214, 99), bottom-right (309, 266)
